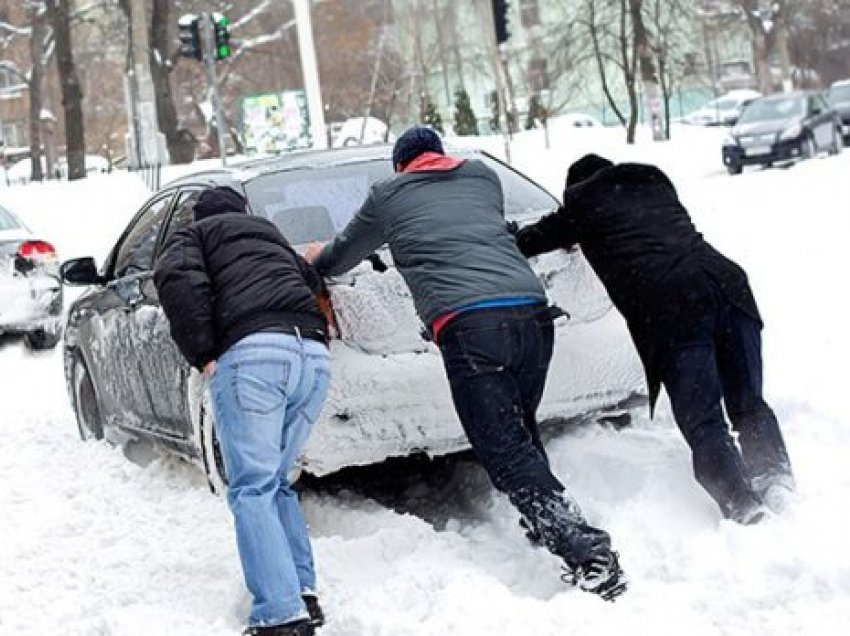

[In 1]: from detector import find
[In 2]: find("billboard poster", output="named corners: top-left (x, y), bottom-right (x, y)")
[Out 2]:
top-left (241, 91), bottom-right (312, 154)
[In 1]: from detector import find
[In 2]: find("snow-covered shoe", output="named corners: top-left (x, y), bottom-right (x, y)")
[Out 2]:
top-left (563, 551), bottom-right (628, 601)
top-left (726, 492), bottom-right (768, 525)
top-left (752, 473), bottom-right (795, 515)
top-left (242, 619), bottom-right (314, 636)
top-left (302, 593), bottom-right (325, 627)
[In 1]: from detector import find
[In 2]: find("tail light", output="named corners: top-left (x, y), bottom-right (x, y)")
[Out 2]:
top-left (15, 240), bottom-right (57, 274)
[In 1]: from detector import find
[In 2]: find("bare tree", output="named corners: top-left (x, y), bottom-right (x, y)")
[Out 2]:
top-left (734, 0), bottom-right (791, 93)
top-left (46, 0), bottom-right (85, 179)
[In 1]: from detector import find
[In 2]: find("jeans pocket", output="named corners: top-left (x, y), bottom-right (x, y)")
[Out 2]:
top-left (456, 324), bottom-right (510, 375)
top-left (301, 367), bottom-right (331, 424)
top-left (234, 359), bottom-right (291, 415)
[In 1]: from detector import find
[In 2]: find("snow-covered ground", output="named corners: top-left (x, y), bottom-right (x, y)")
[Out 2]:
top-left (1, 125), bottom-right (849, 635)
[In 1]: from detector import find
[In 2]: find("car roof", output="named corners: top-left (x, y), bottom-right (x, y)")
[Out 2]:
top-left (163, 144), bottom-right (487, 190)
top-left (831, 79), bottom-right (850, 88)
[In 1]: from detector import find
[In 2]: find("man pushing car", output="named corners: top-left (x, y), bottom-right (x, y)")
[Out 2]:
top-left (305, 127), bottom-right (627, 600)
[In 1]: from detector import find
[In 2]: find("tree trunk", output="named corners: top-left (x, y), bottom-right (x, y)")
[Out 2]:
top-left (28, 5), bottom-right (47, 182)
top-left (619, 0), bottom-right (639, 144)
top-left (149, 0), bottom-right (194, 163)
top-left (773, 10), bottom-right (793, 91)
top-left (588, 1), bottom-right (627, 127)
top-left (629, 0), bottom-right (663, 141)
top-left (47, 0), bottom-right (86, 180)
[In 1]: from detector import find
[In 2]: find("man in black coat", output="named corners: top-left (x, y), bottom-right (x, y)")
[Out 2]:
top-left (514, 154), bottom-right (794, 524)
top-left (154, 187), bottom-right (327, 636)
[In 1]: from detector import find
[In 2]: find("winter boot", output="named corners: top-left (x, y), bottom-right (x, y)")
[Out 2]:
top-left (563, 549), bottom-right (628, 602)
top-left (242, 619), bottom-right (314, 636)
top-left (519, 517), bottom-right (544, 548)
top-left (724, 488), bottom-right (767, 525)
top-left (751, 472), bottom-right (795, 515)
top-left (302, 593), bottom-right (325, 627)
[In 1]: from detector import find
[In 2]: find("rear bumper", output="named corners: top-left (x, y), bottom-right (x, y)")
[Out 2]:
top-left (723, 138), bottom-right (805, 167)
top-left (0, 274), bottom-right (62, 333)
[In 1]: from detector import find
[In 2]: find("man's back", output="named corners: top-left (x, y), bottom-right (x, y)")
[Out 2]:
top-left (316, 159), bottom-right (546, 326)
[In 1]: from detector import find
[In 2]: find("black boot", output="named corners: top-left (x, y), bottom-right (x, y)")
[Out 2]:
top-left (243, 619), bottom-right (314, 636)
top-left (302, 593), bottom-right (325, 627)
top-left (563, 550), bottom-right (628, 602)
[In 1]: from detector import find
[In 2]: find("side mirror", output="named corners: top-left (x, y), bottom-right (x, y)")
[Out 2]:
top-left (723, 116), bottom-right (739, 126)
top-left (60, 257), bottom-right (103, 286)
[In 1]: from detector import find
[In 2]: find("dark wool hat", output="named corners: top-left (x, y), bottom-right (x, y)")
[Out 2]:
top-left (392, 126), bottom-right (444, 169)
top-left (194, 186), bottom-right (248, 222)
top-left (566, 153), bottom-right (614, 189)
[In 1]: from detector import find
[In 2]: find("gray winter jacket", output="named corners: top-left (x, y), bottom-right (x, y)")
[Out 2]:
top-left (313, 159), bottom-right (546, 326)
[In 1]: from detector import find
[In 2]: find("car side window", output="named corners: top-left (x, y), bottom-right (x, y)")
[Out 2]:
top-left (816, 94), bottom-right (830, 112)
top-left (158, 189), bottom-right (201, 254)
top-left (113, 194), bottom-right (174, 278)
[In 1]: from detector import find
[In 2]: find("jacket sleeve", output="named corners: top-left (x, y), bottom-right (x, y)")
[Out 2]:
top-left (153, 228), bottom-right (216, 370)
top-left (313, 190), bottom-right (384, 277)
top-left (514, 205), bottom-right (579, 258)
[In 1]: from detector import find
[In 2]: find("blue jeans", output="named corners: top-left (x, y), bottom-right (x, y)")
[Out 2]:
top-left (210, 331), bottom-right (331, 627)
top-left (661, 304), bottom-right (793, 516)
top-left (438, 305), bottom-right (613, 568)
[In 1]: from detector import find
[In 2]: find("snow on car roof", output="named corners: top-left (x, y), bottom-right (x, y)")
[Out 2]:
top-left (163, 145), bottom-right (485, 189)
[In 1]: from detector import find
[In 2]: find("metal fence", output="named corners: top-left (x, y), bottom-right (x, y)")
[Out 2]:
top-left (128, 163), bottom-right (162, 191)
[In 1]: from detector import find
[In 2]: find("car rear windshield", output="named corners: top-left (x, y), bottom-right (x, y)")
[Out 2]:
top-left (830, 84), bottom-right (850, 103)
top-left (243, 154), bottom-right (557, 246)
top-left (0, 206), bottom-right (21, 231)
top-left (739, 96), bottom-right (805, 123)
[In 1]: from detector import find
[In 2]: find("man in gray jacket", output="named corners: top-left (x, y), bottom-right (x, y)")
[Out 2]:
top-left (305, 127), bottom-right (626, 600)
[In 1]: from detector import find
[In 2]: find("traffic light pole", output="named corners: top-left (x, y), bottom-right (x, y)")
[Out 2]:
top-left (201, 13), bottom-right (228, 166)
top-left (479, 0), bottom-right (511, 163)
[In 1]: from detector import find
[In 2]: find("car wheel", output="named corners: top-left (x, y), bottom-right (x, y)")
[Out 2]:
top-left (198, 388), bottom-right (228, 495)
top-left (72, 354), bottom-right (104, 441)
top-left (829, 127), bottom-right (843, 155)
top-left (726, 163), bottom-right (742, 175)
top-left (24, 327), bottom-right (62, 350)
top-left (802, 135), bottom-right (817, 160)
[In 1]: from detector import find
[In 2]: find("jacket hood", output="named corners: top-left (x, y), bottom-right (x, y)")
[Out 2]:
top-left (194, 186), bottom-right (248, 222)
top-left (401, 152), bottom-right (466, 173)
top-left (566, 153), bottom-right (614, 188)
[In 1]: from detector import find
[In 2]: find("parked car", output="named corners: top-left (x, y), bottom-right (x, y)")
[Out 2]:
top-left (330, 117), bottom-right (390, 147)
top-left (0, 203), bottom-right (63, 349)
top-left (828, 79), bottom-right (850, 144)
top-left (60, 146), bottom-right (645, 492)
top-left (682, 90), bottom-right (761, 126)
top-left (722, 91), bottom-right (843, 175)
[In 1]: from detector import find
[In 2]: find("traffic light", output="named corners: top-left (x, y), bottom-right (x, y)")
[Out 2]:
top-left (178, 14), bottom-right (202, 60)
top-left (213, 13), bottom-right (232, 60)
top-left (492, 0), bottom-right (509, 44)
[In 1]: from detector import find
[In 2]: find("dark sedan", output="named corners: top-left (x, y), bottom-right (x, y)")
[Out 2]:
top-left (59, 146), bottom-right (644, 493)
top-left (828, 80), bottom-right (850, 144)
top-left (722, 91), bottom-right (843, 175)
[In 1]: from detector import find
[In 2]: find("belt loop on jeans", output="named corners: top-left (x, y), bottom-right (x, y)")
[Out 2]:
top-left (293, 325), bottom-right (303, 346)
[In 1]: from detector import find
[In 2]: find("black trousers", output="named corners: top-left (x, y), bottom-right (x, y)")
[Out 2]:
top-left (660, 303), bottom-right (793, 516)
top-left (438, 304), bottom-right (611, 567)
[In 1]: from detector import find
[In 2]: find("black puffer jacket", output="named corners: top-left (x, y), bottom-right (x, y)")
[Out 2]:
top-left (515, 163), bottom-right (760, 410)
top-left (154, 211), bottom-right (326, 370)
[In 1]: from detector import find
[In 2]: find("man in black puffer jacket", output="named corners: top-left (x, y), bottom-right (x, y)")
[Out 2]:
top-left (514, 154), bottom-right (794, 524)
top-left (154, 186), bottom-right (326, 636)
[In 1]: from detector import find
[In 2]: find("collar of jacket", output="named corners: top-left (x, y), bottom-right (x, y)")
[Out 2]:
top-left (402, 152), bottom-right (466, 173)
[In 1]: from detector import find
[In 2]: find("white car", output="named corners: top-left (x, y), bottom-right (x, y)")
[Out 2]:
top-left (331, 117), bottom-right (391, 147)
top-left (0, 204), bottom-right (63, 349)
top-left (683, 90), bottom-right (762, 126)
top-left (60, 146), bottom-right (645, 491)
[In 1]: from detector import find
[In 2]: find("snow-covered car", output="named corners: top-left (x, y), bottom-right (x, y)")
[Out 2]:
top-left (60, 146), bottom-right (645, 492)
top-left (828, 79), bottom-right (850, 144)
top-left (683, 90), bottom-right (761, 126)
top-left (0, 204), bottom-right (63, 349)
top-left (722, 91), bottom-right (843, 175)
top-left (331, 117), bottom-right (390, 147)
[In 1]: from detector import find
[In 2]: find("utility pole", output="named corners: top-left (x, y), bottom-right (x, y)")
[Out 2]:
top-left (293, 0), bottom-right (327, 149)
top-left (127, 0), bottom-right (168, 168)
top-left (200, 13), bottom-right (228, 166)
top-left (478, 0), bottom-right (511, 163)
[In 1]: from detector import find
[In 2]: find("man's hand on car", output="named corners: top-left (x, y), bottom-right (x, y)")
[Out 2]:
top-left (304, 242), bottom-right (326, 264)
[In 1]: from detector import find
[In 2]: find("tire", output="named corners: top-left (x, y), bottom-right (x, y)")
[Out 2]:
top-left (802, 135), bottom-right (817, 160)
top-left (24, 327), bottom-right (62, 350)
top-left (726, 162), bottom-right (742, 175)
top-left (198, 388), bottom-right (228, 495)
top-left (829, 127), bottom-right (843, 156)
top-left (72, 354), bottom-right (104, 441)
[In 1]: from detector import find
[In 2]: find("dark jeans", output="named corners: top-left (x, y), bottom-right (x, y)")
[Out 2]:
top-left (438, 304), bottom-right (611, 567)
top-left (660, 303), bottom-right (793, 516)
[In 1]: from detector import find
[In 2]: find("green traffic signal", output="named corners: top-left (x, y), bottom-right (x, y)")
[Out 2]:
top-left (217, 45), bottom-right (232, 60)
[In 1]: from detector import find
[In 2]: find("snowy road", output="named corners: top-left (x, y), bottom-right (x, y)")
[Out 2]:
top-left (2, 127), bottom-right (849, 635)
